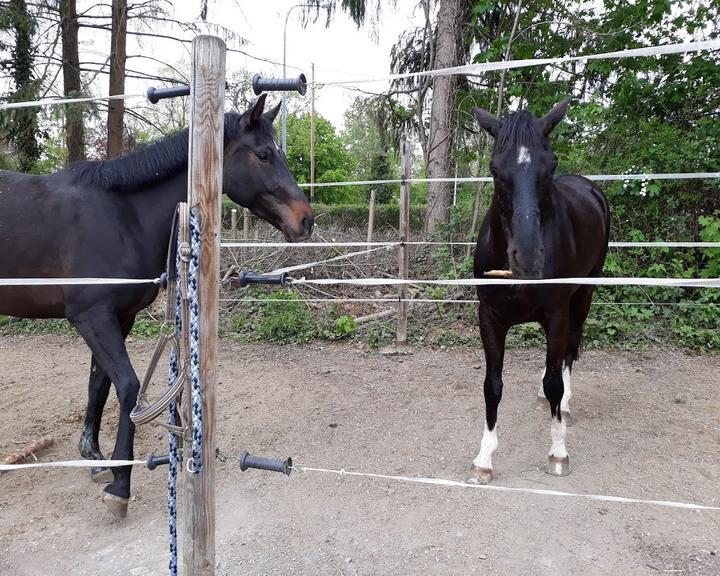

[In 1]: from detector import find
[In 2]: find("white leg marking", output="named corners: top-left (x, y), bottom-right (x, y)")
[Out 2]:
top-left (538, 367), bottom-right (546, 399)
top-left (561, 365), bottom-right (572, 414)
top-left (517, 145), bottom-right (532, 165)
top-left (549, 417), bottom-right (568, 459)
top-left (473, 424), bottom-right (498, 470)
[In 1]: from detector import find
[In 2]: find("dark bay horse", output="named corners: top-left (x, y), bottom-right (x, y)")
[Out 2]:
top-left (0, 94), bottom-right (313, 516)
top-left (468, 99), bottom-right (609, 484)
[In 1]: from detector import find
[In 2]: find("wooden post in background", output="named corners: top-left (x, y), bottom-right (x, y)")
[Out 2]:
top-left (243, 207), bottom-right (251, 241)
top-left (396, 138), bottom-right (410, 346)
top-left (310, 62), bottom-right (316, 202)
top-left (230, 208), bottom-right (237, 240)
top-left (367, 188), bottom-right (376, 262)
top-left (185, 34), bottom-right (225, 576)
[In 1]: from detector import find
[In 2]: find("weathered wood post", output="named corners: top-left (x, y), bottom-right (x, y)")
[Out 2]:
top-left (367, 188), bottom-right (376, 262)
top-left (185, 34), bottom-right (225, 576)
top-left (230, 208), bottom-right (237, 240)
top-left (243, 207), bottom-right (251, 241)
top-left (396, 138), bottom-right (410, 346)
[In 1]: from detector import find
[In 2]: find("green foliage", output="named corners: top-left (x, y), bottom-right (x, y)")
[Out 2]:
top-left (0, 316), bottom-right (73, 335)
top-left (699, 212), bottom-right (720, 278)
top-left (228, 291), bottom-right (316, 345)
top-left (286, 112), bottom-right (354, 187)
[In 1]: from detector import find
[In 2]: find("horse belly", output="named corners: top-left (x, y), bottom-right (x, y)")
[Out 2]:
top-left (0, 286), bottom-right (65, 318)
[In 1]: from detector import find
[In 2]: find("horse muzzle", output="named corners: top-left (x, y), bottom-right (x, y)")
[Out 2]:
top-left (281, 201), bottom-right (314, 242)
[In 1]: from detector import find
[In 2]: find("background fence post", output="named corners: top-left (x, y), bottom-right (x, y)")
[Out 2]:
top-left (396, 138), bottom-right (410, 346)
top-left (367, 188), bottom-right (376, 262)
top-left (184, 34), bottom-right (225, 576)
top-left (243, 207), bottom-right (251, 241)
top-left (230, 208), bottom-right (237, 240)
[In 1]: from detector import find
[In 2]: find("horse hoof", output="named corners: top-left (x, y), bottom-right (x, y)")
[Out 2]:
top-left (102, 492), bottom-right (129, 518)
top-left (467, 466), bottom-right (493, 484)
top-left (90, 466), bottom-right (113, 484)
top-left (546, 455), bottom-right (570, 477)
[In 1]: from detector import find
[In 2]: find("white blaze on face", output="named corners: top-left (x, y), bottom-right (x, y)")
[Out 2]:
top-left (517, 145), bottom-right (532, 166)
top-left (473, 423), bottom-right (498, 470)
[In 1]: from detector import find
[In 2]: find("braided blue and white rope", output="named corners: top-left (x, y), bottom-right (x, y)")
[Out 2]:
top-left (189, 210), bottom-right (203, 473)
top-left (166, 238), bottom-right (182, 576)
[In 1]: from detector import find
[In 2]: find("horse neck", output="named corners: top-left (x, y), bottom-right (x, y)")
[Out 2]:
top-left (126, 169), bottom-right (191, 271)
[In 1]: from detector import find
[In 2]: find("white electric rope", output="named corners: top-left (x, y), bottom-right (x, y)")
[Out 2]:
top-left (220, 241), bottom-right (720, 249)
top-left (289, 277), bottom-right (720, 288)
top-left (298, 172), bottom-right (720, 188)
top-left (0, 459), bottom-right (147, 471)
top-left (0, 277), bottom-right (161, 286)
top-left (270, 245), bottom-right (393, 275)
top-left (319, 39), bottom-right (720, 86)
top-left (294, 465), bottom-right (720, 512)
top-left (0, 92), bottom-right (147, 111)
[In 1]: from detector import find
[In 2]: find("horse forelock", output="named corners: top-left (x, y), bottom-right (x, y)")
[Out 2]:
top-left (69, 113), bottom-right (260, 192)
top-left (493, 110), bottom-right (547, 156)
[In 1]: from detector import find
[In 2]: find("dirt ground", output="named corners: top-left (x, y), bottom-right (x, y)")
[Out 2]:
top-left (0, 334), bottom-right (718, 576)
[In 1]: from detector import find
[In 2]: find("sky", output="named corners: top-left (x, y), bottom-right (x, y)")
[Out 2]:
top-left (112, 0), bottom-right (425, 129)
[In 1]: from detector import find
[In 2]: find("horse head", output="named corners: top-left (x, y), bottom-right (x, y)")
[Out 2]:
top-left (223, 95), bottom-right (314, 241)
top-left (472, 99), bottom-right (570, 278)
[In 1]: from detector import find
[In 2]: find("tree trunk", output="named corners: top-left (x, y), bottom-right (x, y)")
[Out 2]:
top-left (424, 0), bottom-right (465, 235)
top-left (107, 0), bottom-right (127, 159)
top-left (11, 0), bottom-right (40, 172)
top-left (59, 0), bottom-right (85, 163)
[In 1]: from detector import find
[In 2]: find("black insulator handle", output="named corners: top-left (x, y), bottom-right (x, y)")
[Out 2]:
top-left (239, 451), bottom-right (292, 476)
top-left (147, 85), bottom-right (190, 104)
top-left (252, 73), bottom-right (307, 96)
top-left (146, 453), bottom-right (171, 470)
top-left (230, 270), bottom-right (288, 288)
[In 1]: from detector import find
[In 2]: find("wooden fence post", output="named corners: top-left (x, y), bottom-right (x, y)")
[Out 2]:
top-left (367, 188), bottom-right (376, 262)
top-left (396, 138), bottom-right (410, 346)
top-left (185, 34), bottom-right (225, 576)
top-left (243, 207), bottom-right (251, 241)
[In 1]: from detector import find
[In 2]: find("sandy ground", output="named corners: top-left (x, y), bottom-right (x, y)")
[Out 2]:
top-left (0, 334), bottom-right (719, 576)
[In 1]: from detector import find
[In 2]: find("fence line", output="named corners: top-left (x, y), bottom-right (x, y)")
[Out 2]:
top-left (221, 240), bottom-right (720, 249)
top-left (318, 39), bottom-right (720, 86)
top-left (219, 297), bottom-right (715, 307)
top-left (293, 465), bottom-right (720, 512)
top-left (289, 276), bottom-right (720, 289)
top-left (0, 92), bottom-right (147, 111)
top-left (0, 277), bottom-right (161, 286)
top-left (299, 172), bottom-right (720, 189)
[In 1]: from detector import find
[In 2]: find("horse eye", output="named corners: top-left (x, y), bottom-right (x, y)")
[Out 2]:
top-left (256, 151), bottom-right (269, 162)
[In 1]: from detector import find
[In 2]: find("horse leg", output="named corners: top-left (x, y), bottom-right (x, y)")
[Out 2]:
top-left (542, 309), bottom-right (571, 476)
top-left (78, 316), bottom-right (135, 484)
top-left (468, 308), bottom-right (508, 484)
top-left (560, 286), bottom-right (595, 422)
top-left (71, 308), bottom-right (139, 518)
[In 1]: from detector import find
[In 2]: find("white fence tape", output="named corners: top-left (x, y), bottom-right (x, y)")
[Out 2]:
top-left (0, 277), bottom-right (161, 287)
top-left (295, 466), bottom-right (720, 512)
top-left (0, 92), bottom-right (147, 111)
top-left (221, 241), bottom-right (720, 249)
top-left (0, 459), bottom-right (146, 472)
top-left (289, 276), bottom-right (720, 289)
top-left (320, 39), bottom-right (720, 86)
top-left (299, 172), bottom-right (720, 188)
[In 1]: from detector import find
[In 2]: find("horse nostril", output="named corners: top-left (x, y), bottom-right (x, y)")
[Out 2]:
top-left (302, 215), bottom-right (314, 233)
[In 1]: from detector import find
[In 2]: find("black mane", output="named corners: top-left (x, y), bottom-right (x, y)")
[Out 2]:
top-left (493, 110), bottom-right (547, 154)
top-left (67, 111), bottom-right (273, 192)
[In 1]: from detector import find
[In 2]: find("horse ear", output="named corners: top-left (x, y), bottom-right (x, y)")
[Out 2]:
top-left (249, 94), bottom-right (267, 125)
top-left (540, 98), bottom-right (570, 135)
top-left (264, 101), bottom-right (281, 124)
top-left (471, 107), bottom-right (499, 138)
